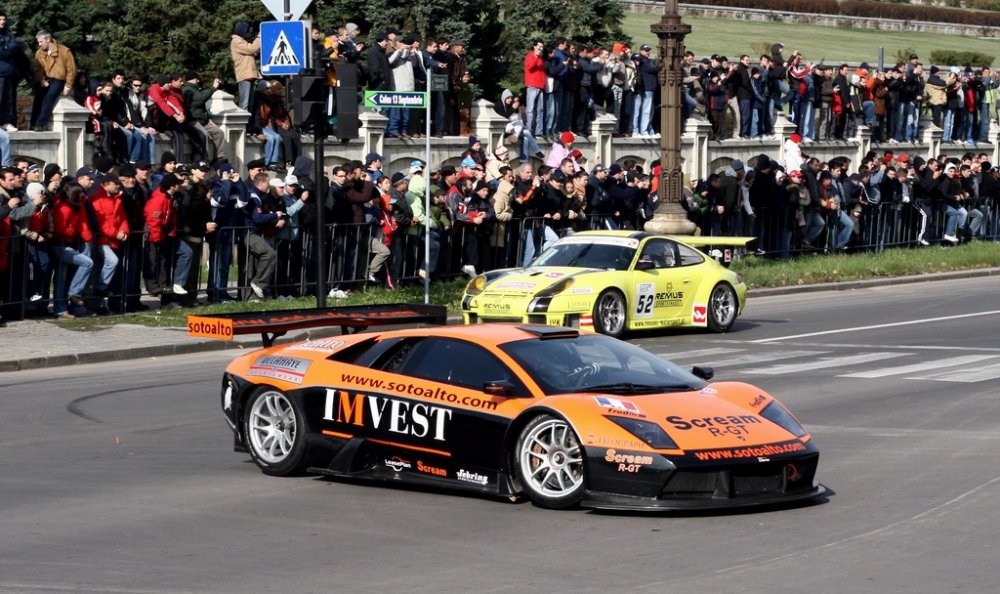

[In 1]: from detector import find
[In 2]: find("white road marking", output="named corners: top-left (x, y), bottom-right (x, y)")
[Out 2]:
top-left (740, 352), bottom-right (909, 375)
top-left (652, 348), bottom-right (743, 360)
top-left (706, 350), bottom-right (831, 368)
top-left (749, 309), bottom-right (1000, 343)
top-left (909, 361), bottom-right (1000, 383)
top-left (840, 355), bottom-right (1000, 379)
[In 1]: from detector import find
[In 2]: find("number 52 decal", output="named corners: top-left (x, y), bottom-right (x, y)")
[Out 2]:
top-left (635, 282), bottom-right (655, 319)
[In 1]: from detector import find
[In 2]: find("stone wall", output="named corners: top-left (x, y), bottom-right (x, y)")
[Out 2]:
top-left (9, 92), bottom-right (999, 185)
top-left (620, 1), bottom-right (1000, 38)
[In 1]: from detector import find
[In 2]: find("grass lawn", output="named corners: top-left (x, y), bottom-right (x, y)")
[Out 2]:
top-left (622, 12), bottom-right (998, 65)
top-left (58, 243), bottom-right (1000, 331)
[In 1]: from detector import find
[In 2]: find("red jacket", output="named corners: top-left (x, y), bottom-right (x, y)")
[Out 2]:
top-left (524, 51), bottom-right (546, 90)
top-left (51, 197), bottom-right (93, 244)
top-left (144, 188), bottom-right (175, 243)
top-left (89, 186), bottom-right (130, 248)
top-left (148, 82), bottom-right (185, 121)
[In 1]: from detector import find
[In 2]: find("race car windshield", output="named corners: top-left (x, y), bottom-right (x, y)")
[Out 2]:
top-left (530, 241), bottom-right (636, 270)
top-left (501, 334), bottom-right (707, 395)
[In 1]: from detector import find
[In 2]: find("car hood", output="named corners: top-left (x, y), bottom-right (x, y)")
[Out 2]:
top-left (554, 383), bottom-right (801, 451)
top-left (481, 267), bottom-right (603, 296)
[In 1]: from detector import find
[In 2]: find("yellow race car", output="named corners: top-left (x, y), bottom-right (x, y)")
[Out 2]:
top-left (462, 230), bottom-right (751, 337)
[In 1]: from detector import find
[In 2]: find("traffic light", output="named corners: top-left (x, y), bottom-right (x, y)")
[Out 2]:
top-left (334, 63), bottom-right (359, 140)
top-left (290, 71), bottom-right (331, 137)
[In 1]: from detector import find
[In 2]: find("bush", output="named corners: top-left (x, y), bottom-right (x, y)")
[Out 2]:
top-left (929, 50), bottom-right (995, 68)
top-left (750, 41), bottom-right (772, 58)
top-left (893, 47), bottom-right (917, 65)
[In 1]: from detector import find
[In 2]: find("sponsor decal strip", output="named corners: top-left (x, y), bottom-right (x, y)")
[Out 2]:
top-left (322, 429), bottom-right (355, 439)
top-left (339, 373), bottom-right (499, 411)
top-left (691, 441), bottom-right (807, 461)
top-left (367, 437), bottom-right (452, 458)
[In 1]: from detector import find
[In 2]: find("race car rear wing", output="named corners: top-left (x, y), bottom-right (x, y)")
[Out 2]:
top-left (671, 236), bottom-right (756, 266)
top-left (187, 303), bottom-right (448, 347)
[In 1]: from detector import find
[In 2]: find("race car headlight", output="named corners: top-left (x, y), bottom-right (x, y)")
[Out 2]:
top-left (605, 416), bottom-right (679, 450)
top-left (465, 275), bottom-right (487, 296)
top-left (760, 401), bottom-right (808, 438)
top-left (535, 277), bottom-right (574, 298)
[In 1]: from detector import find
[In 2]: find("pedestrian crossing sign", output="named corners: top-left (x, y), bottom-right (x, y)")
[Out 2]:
top-left (260, 20), bottom-right (310, 76)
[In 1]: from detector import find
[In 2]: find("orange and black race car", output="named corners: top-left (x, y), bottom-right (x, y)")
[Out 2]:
top-left (190, 305), bottom-right (827, 511)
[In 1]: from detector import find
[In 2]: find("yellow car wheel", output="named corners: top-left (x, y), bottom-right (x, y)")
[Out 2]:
top-left (593, 289), bottom-right (627, 338)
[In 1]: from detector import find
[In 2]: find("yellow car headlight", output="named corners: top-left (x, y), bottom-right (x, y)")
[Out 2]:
top-left (465, 275), bottom-right (487, 296)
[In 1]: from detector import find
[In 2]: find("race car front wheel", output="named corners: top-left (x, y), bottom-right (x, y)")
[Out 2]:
top-left (243, 387), bottom-right (308, 476)
top-left (708, 282), bottom-right (738, 333)
top-left (515, 415), bottom-right (585, 509)
top-left (593, 289), bottom-right (626, 338)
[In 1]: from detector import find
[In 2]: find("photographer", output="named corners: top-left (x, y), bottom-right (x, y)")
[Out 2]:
top-left (245, 172), bottom-right (284, 300)
top-left (230, 22), bottom-right (261, 112)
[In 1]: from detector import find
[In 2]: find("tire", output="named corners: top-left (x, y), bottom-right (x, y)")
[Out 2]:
top-left (707, 282), bottom-right (738, 333)
top-left (243, 387), bottom-right (309, 476)
top-left (592, 289), bottom-right (627, 338)
top-left (514, 414), bottom-right (586, 509)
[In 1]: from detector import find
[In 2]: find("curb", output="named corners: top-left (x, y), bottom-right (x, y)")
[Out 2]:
top-left (4, 267), bottom-right (999, 372)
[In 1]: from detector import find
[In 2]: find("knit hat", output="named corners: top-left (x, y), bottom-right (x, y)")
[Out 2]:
top-left (160, 173), bottom-right (181, 189)
top-left (460, 156), bottom-right (477, 168)
top-left (26, 182), bottom-right (45, 201)
top-left (43, 163), bottom-right (62, 182)
top-left (560, 131), bottom-right (575, 144)
top-left (930, 65), bottom-right (940, 75)
top-left (819, 171), bottom-right (834, 181)
top-left (790, 133), bottom-right (802, 143)
top-left (730, 159), bottom-right (744, 171)
top-left (570, 149), bottom-right (583, 160)
top-left (912, 156), bottom-right (925, 169)
top-left (608, 164), bottom-right (623, 176)
top-left (160, 151), bottom-right (177, 166)
top-left (468, 135), bottom-right (479, 147)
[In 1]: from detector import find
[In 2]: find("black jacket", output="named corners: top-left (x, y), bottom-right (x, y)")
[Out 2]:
top-left (367, 45), bottom-right (392, 91)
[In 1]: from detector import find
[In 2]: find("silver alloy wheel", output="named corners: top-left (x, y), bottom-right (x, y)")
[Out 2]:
top-left (596, 291), bottom-right (626, 336)
top-left (519, 418), bottom-right (584, 498)
top-left (710, 284), bottom-right (736, 328)
top-left (248, 390), bottom-right (297, 464)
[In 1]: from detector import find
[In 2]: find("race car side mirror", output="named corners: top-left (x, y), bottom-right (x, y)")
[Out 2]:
top-left (691, 366), bottom-right (714, 381)
top-left (483, 380), bottom-right (515, 397)
top-left (634, 260), bottom-right (655, 271)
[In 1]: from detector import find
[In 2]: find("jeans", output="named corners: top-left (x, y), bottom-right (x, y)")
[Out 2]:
top-left (905, 102), bottom-right (918, 140)
top-left (803, 210), bottom-right (826, 244)
top-left (52, 245), bottom-right (93, 313)
top-left (31, 79), bottom-right (65, 128)
top-left (0, 128), bottom-right (9, 166)
top-left (238, 81), bottom-right (253, 111)
top-left (979, 103), bottom-right (991, 141)
top-left (207, 229), bottom-right (234, 301)
top-left (519, 130), bottom-right (542, 160)
top-left (543, 90), bottom-right (558, 135)
top-left (174, 237), bottom-right (194, 287)
top-left (386, 107), bottom-right (411, 136)
top-left (557, 86), bottom-right (573, 132)
top-left (801, 102), bottom-right (816, 140)
top-left (520, 225), bottom-right (539, 266)
top-left (963, 113), bottom-right (977, 143)
top-left (943, 109), bottom-right (955, 141)
top-left (262, 126), bottom-right (281, 165)
top-left (943, 205), bottom-right (968, 236)
top-left (96, 244), bottom-right (119, 290)
top-left (525, 86), bottom-right (544, 136)
top-left (27, 243), bottom-right (51, 308)
top-left (120, 126), bottom-right (144, 162)
top-left (862, 100), bottom-right (876, 126)
top-left (831, 209), bottom-right (854, 249)
top-left (632, 91), bottom-right (654, 135)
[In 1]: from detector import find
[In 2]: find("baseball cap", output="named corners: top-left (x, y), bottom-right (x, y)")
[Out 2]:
top-left (194, 161), bottom-right (211, 171)
top-left (592, 164), bottom-right (608, 173)
top-left (27, 163), bottom-right (40, 173)
top-left (550, 171), bottom-right (567, 183)
top-left (75, 167), bottom-right (95, 179)
top-left (460, 156), bottom-right (477, 168)
top-left (134, 159), bottom-right (152, 170)
top-left (269, 178), bottom-right (285, 189)
top-left (284, 174), bottom-right (299, 185)
top-left (218, 163), bottom-right (234, 174)
top-left (246, 158), bottom-right (266, 170)
top-left (391, 171), bottom-right (407, 185)
top-left (640, 44), bottom-right (652, 51)
top-left (365, 151), bottom-right (383, 163)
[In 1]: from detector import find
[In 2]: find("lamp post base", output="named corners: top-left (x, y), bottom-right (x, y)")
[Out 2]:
top-left (643, 201), bottom-right (697, 235)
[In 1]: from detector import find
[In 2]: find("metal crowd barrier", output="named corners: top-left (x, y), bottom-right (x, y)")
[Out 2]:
top-left (1, 202), bottom-right (997, 318)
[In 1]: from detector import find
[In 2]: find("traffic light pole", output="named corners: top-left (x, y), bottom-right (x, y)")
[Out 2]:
top-left (315, 110), bottom-right (327, 308)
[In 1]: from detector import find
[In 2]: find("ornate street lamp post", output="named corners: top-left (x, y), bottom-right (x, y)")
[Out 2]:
top-left (645, 0), bottom-right (697, 235)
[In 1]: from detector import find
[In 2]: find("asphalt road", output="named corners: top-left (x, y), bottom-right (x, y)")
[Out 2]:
top-left (2, 277), bottom-right (999, 594)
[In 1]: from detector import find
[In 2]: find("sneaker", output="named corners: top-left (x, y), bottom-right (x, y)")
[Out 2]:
top-left (461, 264), bottom-right (477, 277)
top-left (367, 274), bottom-right (380, 284)
top-left (328, 289), bottom-right (350, 299)
top-left (918, 239), bottom-right (930, 246)
top-left (68, 295), bottom-right (84, 306)
top-left (172, 284), bottom-right (189, 295)
top-left (418, 268), bottom-right (427, 280)
top-left (249, 282), bottom-right (264, 298)
top-left (29, 293), bottom-right (42, 302)
top-left (3, 123), bottom-right (17, 132)
top-left (56, 311), bottom-right (75, 319)
top-left (942, 234), bottom-right (959, 244)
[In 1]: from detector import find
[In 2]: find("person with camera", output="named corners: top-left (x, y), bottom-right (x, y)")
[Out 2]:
top-left (230, 22), bottom-right (261, 112)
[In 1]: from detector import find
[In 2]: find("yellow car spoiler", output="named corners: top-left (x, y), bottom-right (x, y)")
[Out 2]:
top-left (670, 236), bottom-right (756, 265)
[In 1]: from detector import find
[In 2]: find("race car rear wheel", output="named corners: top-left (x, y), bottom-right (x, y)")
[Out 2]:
top-left (708, 282), bottom-right (738, 333)
top-left (593, 289), bottom-right (627, 338)
top-left (243, 387), bottom-right (308, 476)
top-left (514, 415), bottom-right (585, 509)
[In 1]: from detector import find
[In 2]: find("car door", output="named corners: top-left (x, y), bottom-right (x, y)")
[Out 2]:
top-left (374, 336), bottom-right (532, 486)
top-left (630, 238), bottom-right (690, 327)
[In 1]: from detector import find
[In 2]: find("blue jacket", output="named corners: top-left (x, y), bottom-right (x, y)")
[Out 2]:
top-left (0, 28), bottom-right (16, 77)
